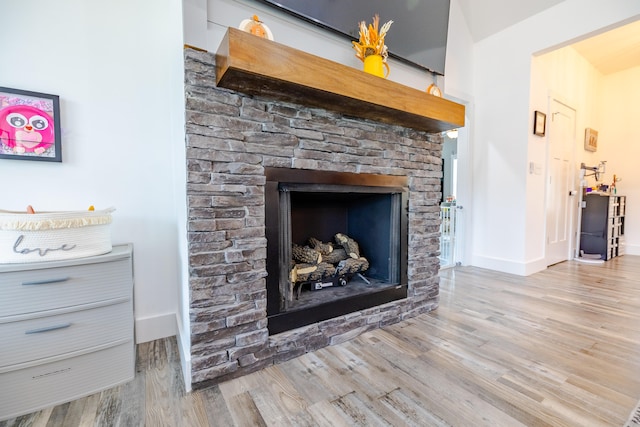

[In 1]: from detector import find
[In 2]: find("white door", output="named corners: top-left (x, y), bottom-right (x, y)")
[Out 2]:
top-left (546, 100), bottom-right (576, 266)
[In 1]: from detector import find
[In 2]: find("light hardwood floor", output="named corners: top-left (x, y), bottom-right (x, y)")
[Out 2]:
top-left (3, 256), bottom-right (640, 426)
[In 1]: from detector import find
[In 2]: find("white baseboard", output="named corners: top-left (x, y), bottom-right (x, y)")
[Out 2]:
top-left (471, 254), bottom-right (547, 276)
top-left (523, 257), bottom-right (548, 276)
top-left (135, 313), bottom-right (177, 344)
top-left (176, 322), bottom-right (192, 392)
top-left (622, 243), bottom-right (640, 256)
top-left (472, 255), bottom-right (546, 276)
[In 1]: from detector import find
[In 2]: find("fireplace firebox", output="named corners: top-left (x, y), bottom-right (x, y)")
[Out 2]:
top-left (265, 168), bottom-right (408, 334)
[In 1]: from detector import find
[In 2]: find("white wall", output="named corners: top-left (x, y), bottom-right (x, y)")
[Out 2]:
top-left (0, 1), bottom-right (187, 343)
top-left (600, 66), bottom-right (640, 255)
top-left (445, 0), bottom-right (475, 100)
top-left (470, 0), bottom-right (640, 275)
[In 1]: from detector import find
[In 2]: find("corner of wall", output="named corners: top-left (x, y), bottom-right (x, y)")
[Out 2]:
top-left (134, 312), bottom-right (191, 391)
top-left (622, 243), bottom-right (639, 256)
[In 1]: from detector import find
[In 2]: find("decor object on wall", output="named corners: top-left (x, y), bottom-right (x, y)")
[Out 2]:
top-left (0, 87), bottom-right (61, 162)
top-left (239, 15), bottom-right (273, 40)
top-left (426, 83), bottom-right (442, 97)
top-left (352, 14), bottom-right (393, 78)
top-left (533, 110), bottom-right (546, 137)
top-left (585, 127), bottom-right (598, 152)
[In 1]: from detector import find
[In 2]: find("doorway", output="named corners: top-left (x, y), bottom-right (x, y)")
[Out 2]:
top-left (440, 131), bottom-right (459, 268)
top-left (545, 99), bottom-right (576, 266)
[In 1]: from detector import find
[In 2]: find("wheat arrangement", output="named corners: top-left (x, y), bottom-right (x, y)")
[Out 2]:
top-left (352, 14), bottom-right (393, 62)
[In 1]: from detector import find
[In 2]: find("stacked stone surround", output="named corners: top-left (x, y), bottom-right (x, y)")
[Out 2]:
top-left (184, 48), bottom-right (443, 388)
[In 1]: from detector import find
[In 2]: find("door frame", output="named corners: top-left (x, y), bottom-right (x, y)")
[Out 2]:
top-left (438, 87), bottom-right (473, 267)
top-left (449, 106), bottom-right (472, 267)
top-left (456, 107), bottom-right (473, 266)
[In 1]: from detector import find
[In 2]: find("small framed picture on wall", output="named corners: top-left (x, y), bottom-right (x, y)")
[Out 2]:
top-left (584, 128), bottom-right (598, 152)
top-left (0, 86), bottom-right (62, 162)
top-left (533, 111), bottom-right (546, 137)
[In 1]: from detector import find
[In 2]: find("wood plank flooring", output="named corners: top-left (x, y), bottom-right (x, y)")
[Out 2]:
top-left (3, 256), bottom-right (640, 426)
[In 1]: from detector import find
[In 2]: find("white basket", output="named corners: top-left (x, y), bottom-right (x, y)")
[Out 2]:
top-left (0, 208), bottom-right (114, 264)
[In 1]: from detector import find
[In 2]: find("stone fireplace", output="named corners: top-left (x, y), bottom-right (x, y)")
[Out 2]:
top-left (185, 45), bottom-right (447, 388)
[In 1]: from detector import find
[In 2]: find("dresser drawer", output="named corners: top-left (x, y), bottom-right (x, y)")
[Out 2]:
top-left (0, 300), bottom-right (132, 368)
top-left (0, 257), bottom-right (132, 317)
top-left (0, 342), bottom-right (134, 421)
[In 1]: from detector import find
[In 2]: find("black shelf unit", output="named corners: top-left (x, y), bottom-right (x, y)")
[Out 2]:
top-left (580, 193), bottom-right (625, 260)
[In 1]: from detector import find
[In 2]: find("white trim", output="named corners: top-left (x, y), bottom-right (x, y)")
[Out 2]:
top-left (472, 254), bottom-right (547, 276)
top-left (623, 243), bottom-right (640, 256)
top-left (135, 313), bottom-right (177, 344)
top-left (176, 314), bottom-right (192, 392)
top-left (441, 91), bottom-right (474, 267)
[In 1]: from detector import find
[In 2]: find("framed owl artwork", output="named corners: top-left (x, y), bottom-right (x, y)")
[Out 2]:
top-left (0, 87), bottom-right (61, 162)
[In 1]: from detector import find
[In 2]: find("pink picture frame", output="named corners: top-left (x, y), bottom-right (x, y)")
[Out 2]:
top-left (0, 86), bottom-right (62, 162)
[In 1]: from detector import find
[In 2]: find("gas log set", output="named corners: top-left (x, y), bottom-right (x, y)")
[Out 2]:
top-left (290, 233), bottom-right (370, 297)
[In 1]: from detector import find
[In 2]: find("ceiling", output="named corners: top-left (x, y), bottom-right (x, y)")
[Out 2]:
top-left (457, 0), bottom-right (565, 42)
top-left (571, 19), bottom-right (640, 75)
top-left (458, 0), bottom-right (640, 75)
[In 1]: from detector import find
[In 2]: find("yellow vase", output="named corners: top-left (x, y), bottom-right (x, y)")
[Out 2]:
top-left (363, 55), bottom-right (390, 78)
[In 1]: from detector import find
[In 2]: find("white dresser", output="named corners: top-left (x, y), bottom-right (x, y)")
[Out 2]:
top-left (0, 244), bottom-right (134, 420)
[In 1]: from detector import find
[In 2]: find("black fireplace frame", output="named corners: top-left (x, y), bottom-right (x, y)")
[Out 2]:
top-left (265, 167), bottom-right (409, 335)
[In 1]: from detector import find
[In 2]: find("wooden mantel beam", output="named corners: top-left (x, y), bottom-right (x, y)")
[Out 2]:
top-left (215, 28), bottom-right (465, 134)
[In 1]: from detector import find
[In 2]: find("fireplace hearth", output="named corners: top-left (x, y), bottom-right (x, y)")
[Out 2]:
top-left (265, 168), bottom-right (408, 334)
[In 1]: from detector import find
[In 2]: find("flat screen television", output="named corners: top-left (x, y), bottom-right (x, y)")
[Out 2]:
top-left (253, 0), bottom-right (451, 75)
